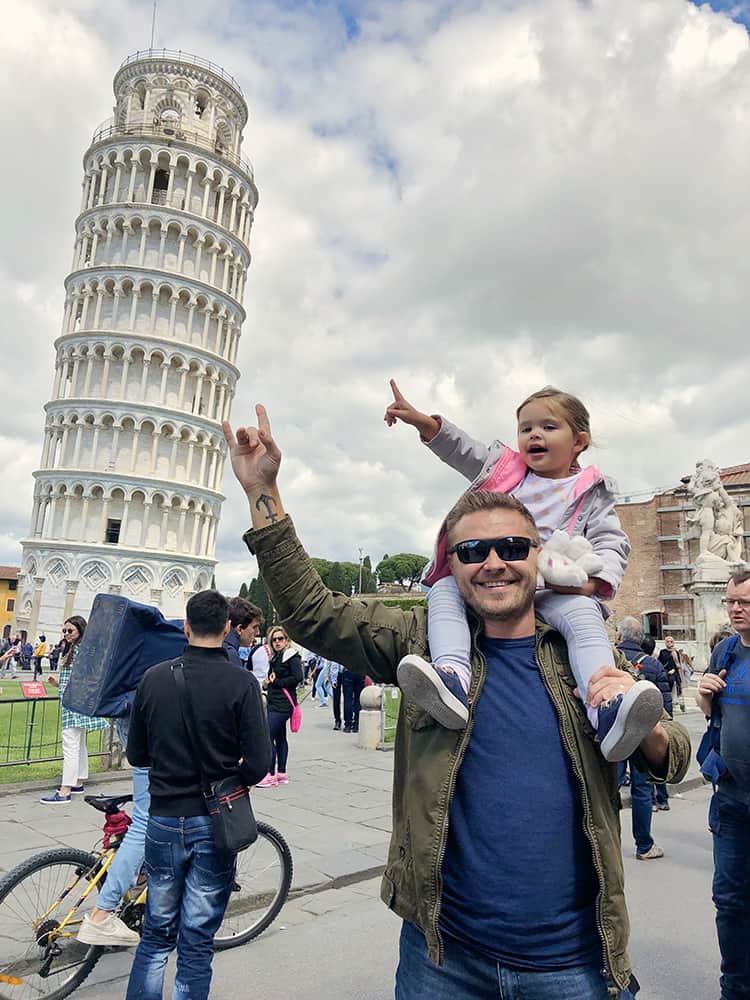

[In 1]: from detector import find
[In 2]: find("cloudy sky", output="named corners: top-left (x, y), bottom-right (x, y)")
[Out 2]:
top-left (1, 0), bottom-right (749, 594)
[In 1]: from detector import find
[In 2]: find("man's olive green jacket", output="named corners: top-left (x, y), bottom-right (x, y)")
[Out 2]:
top-left (245, 517), bottom-right (691, 994)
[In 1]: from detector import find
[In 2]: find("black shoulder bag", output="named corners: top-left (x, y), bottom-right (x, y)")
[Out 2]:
top-left (171, 660), bottom-right (258, 853)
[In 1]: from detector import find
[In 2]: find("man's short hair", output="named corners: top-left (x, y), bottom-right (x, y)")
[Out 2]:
top-left (186, 590), bottom-right (229, 637)
top-left (641, 635), bottom-right (656, 655)
top-left (730, 568), bottom-right (750, 587)
top-left (445, 490), bottom-right (539, 544)
top-left (227, 597), bottom-right (263, 628)
top-left (617, 615), bottom-right (643, 644)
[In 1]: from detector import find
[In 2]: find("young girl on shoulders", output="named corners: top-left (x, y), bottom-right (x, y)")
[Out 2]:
top-left (385, 380), bottom-right (663, 762)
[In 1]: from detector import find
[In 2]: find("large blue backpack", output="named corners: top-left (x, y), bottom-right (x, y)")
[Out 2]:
top-left (62, 595), bottom-right (185, 718)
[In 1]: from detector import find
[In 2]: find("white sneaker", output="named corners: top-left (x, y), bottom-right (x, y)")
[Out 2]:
top-left (77, 912), bottom-right (140, 947)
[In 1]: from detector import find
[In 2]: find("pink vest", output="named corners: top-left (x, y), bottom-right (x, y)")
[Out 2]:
top-left (424, 445), bottom-right (601, 586)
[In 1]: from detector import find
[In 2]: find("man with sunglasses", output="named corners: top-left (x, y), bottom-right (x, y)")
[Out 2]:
top-left (224, 405), bottom-right (690, 1000)
top-left (697, 569), bottom-right (750, 999)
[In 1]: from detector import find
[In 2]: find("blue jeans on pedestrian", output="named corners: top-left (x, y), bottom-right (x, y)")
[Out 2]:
top-left (395, 921), bottom-right (636, 999)
top-left (709, 792), bottom-right (750, 999)
top-left (618, 762), bottom-right (653, 856)
top-left (125, 815), bottom-right (235, 1000)
top-left (315, 671), bottom-right (331, 705)
top-left (98, 766), bottom-right (150, 911)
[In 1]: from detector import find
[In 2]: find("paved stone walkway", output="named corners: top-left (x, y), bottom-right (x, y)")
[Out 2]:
top-left (0, 696), bottom-right (394, 890)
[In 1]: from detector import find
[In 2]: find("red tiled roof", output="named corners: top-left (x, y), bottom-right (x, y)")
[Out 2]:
top-left (0, 566), bottom-right (19, 580)
top-left (720, 463), bottom-right (750, 487)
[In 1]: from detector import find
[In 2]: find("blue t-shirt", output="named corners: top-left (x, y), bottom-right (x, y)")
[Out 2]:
top-left (439, 635), bottom-right (600, 969)
top-left (710, 637), bottom-right (750, 800)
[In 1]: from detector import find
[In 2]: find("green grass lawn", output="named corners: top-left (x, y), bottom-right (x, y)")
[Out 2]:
top-left (0, 679), bottom-right (111, 785)
top-left (383, 686), bottom-right (401, 743)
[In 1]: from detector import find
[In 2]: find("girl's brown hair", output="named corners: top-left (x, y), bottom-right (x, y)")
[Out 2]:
top-left (516, 386), bottom-right (592, 467)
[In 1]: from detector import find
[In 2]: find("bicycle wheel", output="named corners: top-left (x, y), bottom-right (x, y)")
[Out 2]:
top-left (0, 848), bottom-right (105, 1000)
top-left (214, 821), bottom-right (293, 950)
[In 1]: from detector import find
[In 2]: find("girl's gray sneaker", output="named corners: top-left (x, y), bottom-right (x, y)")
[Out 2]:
top-left (397, 655), bottom-right (469, 729)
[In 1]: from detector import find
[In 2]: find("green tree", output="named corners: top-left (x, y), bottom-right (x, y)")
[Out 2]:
top-left (248, 576), bottom-right (275, 628)
top-left (361, 555), bottom-right (375, 593)
top-left (376, 553), bottom-right (429, 592)
top-left (312, 555), bottom-right (375, 593)
top-left (311, 558), bottom-right (333, 587)
top-left (328, 561), bottom-right (347, 593)
top-left (238, 581), bottom-right (249, 598)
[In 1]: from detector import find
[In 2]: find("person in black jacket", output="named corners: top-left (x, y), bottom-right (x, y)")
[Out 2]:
top-left (658, 635), bottom-right (686, 713)
top-left (638, 636), bottom-right (673, 717)
top-left (257, 625), bottom-right (303, 788)
top-left (125, 590), bottom-right (270, 1000)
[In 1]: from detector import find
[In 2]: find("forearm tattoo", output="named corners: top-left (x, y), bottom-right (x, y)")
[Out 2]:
top-left (255, 493), bottom-right (278, 524)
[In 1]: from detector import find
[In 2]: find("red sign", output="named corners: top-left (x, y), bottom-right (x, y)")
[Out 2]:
top-left (21, 682), bottom-right (47, 699)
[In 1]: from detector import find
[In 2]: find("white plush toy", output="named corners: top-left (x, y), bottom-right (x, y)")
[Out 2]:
top-left (537, 530), bottom-right (604, 589)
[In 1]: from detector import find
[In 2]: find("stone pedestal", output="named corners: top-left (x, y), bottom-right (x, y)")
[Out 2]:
top-left (358, 685), bottom-right (384, 750)
top-left (685, 554), bottom-right (738, 665)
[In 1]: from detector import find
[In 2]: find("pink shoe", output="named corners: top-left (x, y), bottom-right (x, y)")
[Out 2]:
top-left (276, 772), bottom-right (289, 785)
top-left (256, 773), bottom-right (278, 788)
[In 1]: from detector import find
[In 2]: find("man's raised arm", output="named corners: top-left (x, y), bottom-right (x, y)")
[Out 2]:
top-left (222, 405), bottom-right (286, 531)
top-left (222, 407), bottom-right (423, 685)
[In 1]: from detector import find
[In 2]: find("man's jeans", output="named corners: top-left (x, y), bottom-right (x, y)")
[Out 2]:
top-left (618, 762), bottom-right (653, 856)
top-left (98, 766), bottom-right (149, 911)
top-left (652, 782), bottom-right (669, 807)
top-left (709, 792), bottom-right (750, 999)
top-left (395, 921), bottom-right (636, 999)
top-left (125, 815), bottom-right (235, 1000)
top-left (342, 671), bottom-right (365, 728)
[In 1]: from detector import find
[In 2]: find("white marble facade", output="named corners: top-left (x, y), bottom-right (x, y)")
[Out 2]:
top-left (17, 50), bottom-right (257, 636)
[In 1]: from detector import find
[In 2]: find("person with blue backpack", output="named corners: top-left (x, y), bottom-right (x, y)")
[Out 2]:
top-left (696, 567), bottom-right (750, 1000)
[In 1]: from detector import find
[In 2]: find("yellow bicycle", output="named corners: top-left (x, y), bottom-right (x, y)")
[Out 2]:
top-left (0, 792), bottom-right (293, 999)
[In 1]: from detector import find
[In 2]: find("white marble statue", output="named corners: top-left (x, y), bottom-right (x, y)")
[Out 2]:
top-left (685, 459), bottom-right (744, 562)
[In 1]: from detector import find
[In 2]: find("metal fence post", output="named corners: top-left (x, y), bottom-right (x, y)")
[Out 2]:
top-left (24, 700), bottom-right (38, 764)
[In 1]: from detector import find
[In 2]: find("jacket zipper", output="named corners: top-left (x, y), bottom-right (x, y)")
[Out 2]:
top-left (534, 639), bottom-right (620, 991)
top-left (429, 622), bottom-right (487, 965)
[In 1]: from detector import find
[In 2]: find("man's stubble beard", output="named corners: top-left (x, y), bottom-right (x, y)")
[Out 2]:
top-left (458, 574), bottom-right (537, 624)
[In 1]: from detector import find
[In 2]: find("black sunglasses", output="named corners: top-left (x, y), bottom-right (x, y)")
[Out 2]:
top-left (448, 536), bottom-right (539, 564)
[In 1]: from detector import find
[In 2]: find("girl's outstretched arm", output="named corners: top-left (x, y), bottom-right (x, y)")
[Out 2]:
top-left (384, 379), bottom-right (440, 440)
top-left (384, 378), bottom-right (492, 481)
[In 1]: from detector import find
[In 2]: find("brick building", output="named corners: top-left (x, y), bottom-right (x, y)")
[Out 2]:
top-left (608, 463), bottom-right (750, 648)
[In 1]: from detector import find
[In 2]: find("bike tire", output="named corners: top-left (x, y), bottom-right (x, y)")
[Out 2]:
top-left (214, 821), bottom-right (293, 950)
top-left (0, 847), bottom-right (104, 1000)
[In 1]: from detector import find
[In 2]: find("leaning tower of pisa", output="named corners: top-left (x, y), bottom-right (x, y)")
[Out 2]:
top-left (16, 49), bottom-right (257, 637)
